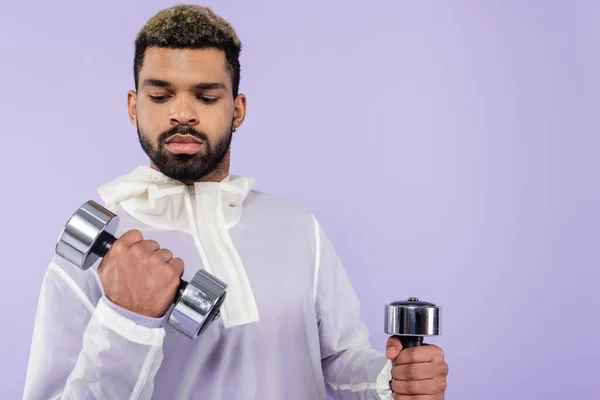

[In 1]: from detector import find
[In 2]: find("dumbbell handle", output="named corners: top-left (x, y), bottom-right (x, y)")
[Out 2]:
top-left (92, 230), bottom-right (188, 303)
top-left (396, 335), bottom-right (424, 349)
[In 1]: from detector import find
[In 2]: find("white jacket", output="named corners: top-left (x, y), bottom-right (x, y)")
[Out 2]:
top-left (23, 166), bottom-right (393, 399)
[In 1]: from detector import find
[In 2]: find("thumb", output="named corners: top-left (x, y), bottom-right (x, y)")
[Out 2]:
top-left (386, 336), bottom-right (403, 360)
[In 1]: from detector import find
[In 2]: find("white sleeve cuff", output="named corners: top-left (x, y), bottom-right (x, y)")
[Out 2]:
top-left (376, 359), bottom-right (394, 399)
top-left (93, 297), bottom-right (166, 346)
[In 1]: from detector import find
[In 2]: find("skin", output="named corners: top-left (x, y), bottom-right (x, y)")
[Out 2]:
top-left (127, 46), bottom-right (247, 184)
top-left (97, 229), bottom-right (184, 318)
top-left (386, 337), bottom-right (449, 399)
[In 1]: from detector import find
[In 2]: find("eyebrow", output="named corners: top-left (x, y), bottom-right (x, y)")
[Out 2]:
top-left (141, 79), bottom-right (227, 91)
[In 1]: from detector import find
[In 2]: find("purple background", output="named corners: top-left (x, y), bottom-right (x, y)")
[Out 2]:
top-left (1, 1), bottom-right (599, 398)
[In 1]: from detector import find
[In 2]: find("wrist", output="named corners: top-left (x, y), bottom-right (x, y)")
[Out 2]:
top-left (93, 297), bottom-right (166, 345)
top-left (102, 295), bottom-right (165, 328)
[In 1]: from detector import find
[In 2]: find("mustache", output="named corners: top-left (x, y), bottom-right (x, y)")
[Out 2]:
top-left (158, 125), bottom-right (209, 144)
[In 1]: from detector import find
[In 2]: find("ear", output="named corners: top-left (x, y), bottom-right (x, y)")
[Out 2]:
top-left (127, 90), bottom-right (138, 127)
top-left (232, 93), bottom-right (247, 131)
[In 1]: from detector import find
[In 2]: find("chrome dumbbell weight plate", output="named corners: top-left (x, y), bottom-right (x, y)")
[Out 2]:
top-left (169, 269), bottom-right (228, 338)
top-left (55, 200), bottom-right (228, 339)
top-left (384, 297), bottom-right (441, 348)
top-left (55, 200), bottom-right (120, 271)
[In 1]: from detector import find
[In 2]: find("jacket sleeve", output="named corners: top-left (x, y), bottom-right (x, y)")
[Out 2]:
top-left (22, 257), bottom-right (166, 400)
top-left (311, 215), bottom-right (393, 400)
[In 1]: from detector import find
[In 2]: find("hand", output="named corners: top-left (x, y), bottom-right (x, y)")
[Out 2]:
top-left (97, 229), bottom-right (185, 318)
top-left (385, 336), bottom-right (448, 400)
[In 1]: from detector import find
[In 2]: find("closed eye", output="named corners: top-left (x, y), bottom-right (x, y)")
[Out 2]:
top-left (198, 96), bottom-right (218, 104)
top-left (148, 95), bottom-right (218, 104)
top-left (149, 95), bottom-right (170, 103)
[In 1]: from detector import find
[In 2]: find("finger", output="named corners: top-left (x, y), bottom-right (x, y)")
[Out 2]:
top-left (395, 345), bottom-right (444, 365)
top-left (152, 248), bottom-right (174, 263)
top-left (392, 394), bottom-right (434, 400)
top-left (168, 257), bottom-right (185, 277)
top-left (392, 362), bottom-right (440, 381)
top-left (386, 336), bottom-right (403, 360)
top-left (391, 378), bottom-right (437, 396)
top-left (133, 239), bottom-right (161, 253)
top-left (106, 230), bottom-right (144, 257)
top-left (118, 229), bottom-right (144, 244)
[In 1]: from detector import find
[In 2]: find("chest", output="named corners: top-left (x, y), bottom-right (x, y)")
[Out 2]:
top-left (116, 224), bottom-right (316, 324)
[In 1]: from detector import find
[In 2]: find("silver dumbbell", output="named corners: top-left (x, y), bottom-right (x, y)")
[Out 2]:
top-left (55, 200), bottom-right (228, 339)
top-left (384, 297), bottom-right (441, 348)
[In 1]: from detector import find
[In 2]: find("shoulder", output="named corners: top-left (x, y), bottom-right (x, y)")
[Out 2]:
top-left (240, 190), bottom-right (325, 256)
top-left (244, 189), bottom-right (319, 227)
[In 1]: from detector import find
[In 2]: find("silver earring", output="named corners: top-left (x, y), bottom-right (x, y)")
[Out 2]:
top-left (233, 126), bottom-right (238, 132)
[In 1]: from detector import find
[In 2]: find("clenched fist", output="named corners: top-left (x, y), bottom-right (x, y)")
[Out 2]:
top-left (386, 337), bottom-right (448, 400)
top-left (97, 229), bottom-right (184, 318)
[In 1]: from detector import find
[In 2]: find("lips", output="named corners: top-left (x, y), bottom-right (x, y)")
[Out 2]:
top-left (165, 135), bottom-right (203, 154)
top-left (166, 134), bottom-right (201, 144)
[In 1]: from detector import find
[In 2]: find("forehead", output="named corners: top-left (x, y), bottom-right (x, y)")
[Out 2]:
top-left (139, 47), bottom-right (230, 87)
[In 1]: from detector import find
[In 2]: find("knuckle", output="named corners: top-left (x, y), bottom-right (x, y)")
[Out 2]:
top-left (124, 229), bottom-right (143, 241)
top-left (171, 257), bottom-right (184, 268)
top-left (149, 252), bottom-right (164, 264)
top-left (173, 259), bottom-right (185, 275)
top-left (143, 240), bottom-right (160, 251)
top-left (110, 238), bottom-right (126, 253)
top-left (438, 377), bottom-right (448, 392)
top-left (442, 362), bottom-right (449, 375)
top-left (130, 243), bottom-right (146, 257)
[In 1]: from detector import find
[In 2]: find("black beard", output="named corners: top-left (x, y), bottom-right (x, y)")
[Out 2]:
top-left (137, 123), bottom-right (233, 182)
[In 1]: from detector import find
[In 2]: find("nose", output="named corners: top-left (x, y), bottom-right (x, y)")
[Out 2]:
top-left (169, 95), bottom-right (199, 126)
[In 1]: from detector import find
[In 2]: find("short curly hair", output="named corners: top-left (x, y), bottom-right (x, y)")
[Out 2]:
top-left (133, 4), bottom-right (242, 97)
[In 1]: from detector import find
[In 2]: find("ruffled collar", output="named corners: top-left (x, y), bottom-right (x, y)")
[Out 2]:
top-left (97, 165), bottom-right (256, 231)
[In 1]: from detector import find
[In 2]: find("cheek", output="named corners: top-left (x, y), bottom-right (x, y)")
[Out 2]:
top-left (136, 119), bottom-right (163, 148)
top-left (136, 108), bottom-right (165, 136)
top-left (137, 98), bottom-right (166, 122)
top-left (136, 105), bottom-right (154, 126)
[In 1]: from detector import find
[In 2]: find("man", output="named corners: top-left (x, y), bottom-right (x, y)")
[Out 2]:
top-left (23, 5), bottom-right (448, 399)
